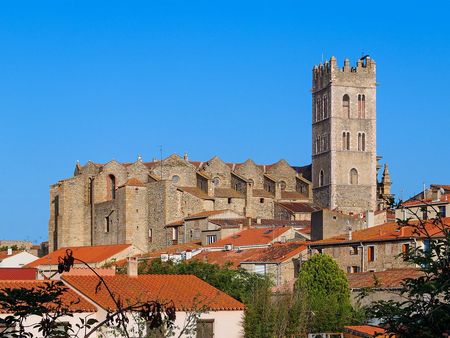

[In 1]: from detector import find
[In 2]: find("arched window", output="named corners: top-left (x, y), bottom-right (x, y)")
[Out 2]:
top-left (358, 94), bottom-right (366, 118)
top-left (362, 133), bottom-right (366, 151)
top-left (212, 177), bottom-right (220, 187)
top-left (343, 94), bottom-right (350, 118)
top-left (108, 174), bottom-right (116, 199)
top-left (319, 170), bottom-right (324, 187)
top-left (350, 168), bottom-right (358, 185)
top-left (172, 175), bottom-right (180, 184)
top-left (358, 133), bottom-right (361, 151)
top-left (323, 95), bottom-right (328, 119)
top-left (343, 132), bottom-right (350, 150)
top-left (280, 181), bottom-right (287, 191)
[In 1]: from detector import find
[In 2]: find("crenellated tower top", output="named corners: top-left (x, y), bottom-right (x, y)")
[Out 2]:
top-left (312, 56), bottom-right (376, 92)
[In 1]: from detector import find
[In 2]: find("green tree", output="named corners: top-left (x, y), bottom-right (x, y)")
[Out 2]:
top-left (296, 253), bottom-right (355, 332)
top-left (365, 208), bottom-right (450, 337)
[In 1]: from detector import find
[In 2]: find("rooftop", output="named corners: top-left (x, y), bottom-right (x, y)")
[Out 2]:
top-left (344, 325), bottom-right (387, 337)
top-left (26, 244), bottom-right (132, 268)
top-left (63, 274), bottom-right (244, 311)
top-left (0, 280), bottom-right (96, 313)
top-left (347, 268), bottom-right (423, 289)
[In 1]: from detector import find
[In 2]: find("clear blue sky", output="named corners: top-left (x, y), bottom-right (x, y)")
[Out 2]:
top-left (0, 1), bottom-right (449, 242)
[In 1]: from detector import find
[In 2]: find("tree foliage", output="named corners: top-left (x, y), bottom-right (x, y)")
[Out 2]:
top-left (296, 253), bottom-right (356, 333)
top-left (365, 207), bottom-right (450, 337)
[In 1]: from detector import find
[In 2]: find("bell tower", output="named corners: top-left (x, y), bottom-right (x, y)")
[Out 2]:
top-left (311, 56), bottom-right (377, 213)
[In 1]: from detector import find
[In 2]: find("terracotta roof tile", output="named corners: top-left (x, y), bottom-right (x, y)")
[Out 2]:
top-left (192, 249), bottom-right (264, 268)
top-left (0, 251), bottom-right (20, 260)
top-left (63, 275), bottom-right (244, 311)
top-left (0, 268), bottom-right (37, 280)
top-left (205, 227), bottom-right (292, 248)
top-left (347, 268), bottom-right (424, 289)
top-left (0, 280), bottom-right (96, 313)
top-left (280, 191), bottom-right (309, 200)
top-left (310, 218), bottom-right (450, 246)
top-left (402, 193), bottom-right (450, 207)
top-left (208, 219), bottom-right (246, 228)
top-left (344, 325), bottom-right (387, 337)
top-left (121, 178), bottom-right (145, 187)
top-left (26, 244), bottom-right (132, 268)
top-left (240, 242), bottom-right (307, 263)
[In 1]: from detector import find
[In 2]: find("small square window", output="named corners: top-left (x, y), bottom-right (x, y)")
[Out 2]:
top-left (260, 198), bottom-right (264, 203)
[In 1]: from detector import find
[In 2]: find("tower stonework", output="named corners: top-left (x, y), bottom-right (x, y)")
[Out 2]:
top-left (311, 56), bottom-right (377, 213)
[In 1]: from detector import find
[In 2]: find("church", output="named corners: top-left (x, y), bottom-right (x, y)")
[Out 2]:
top-left (48, 56), bottom-right (392, 252)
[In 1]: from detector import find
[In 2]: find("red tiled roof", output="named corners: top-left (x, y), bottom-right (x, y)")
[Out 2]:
top-left (0, 268), bottom-right (37, 280)
top-left (0, 251), bottom-right (20, 260)
top-left (205, 227), bottom-right (292, 248)
top-left (193, 249), bottom-right (265, 268)
top-left (208, 218), bottom-right (246, 228)
top-left (344, 325), bottom-right (387, 337)
top-left (63, 275), bottom-right (244, 311)
top-left (310, 218), bottom-right (450, 246)
top-left (402, 193), bottom-right (450, 207)
top-left (0, 280), bottom-right (96, 313)
top-left (240, 242), bottom-right (307, 263)
top-left (347, 268), bottom-right (424, 289)
top-left (121, 178), bottom-right (145, 187)
top-left (26, 244), bottom-right (132, 268)
top-left (276, 202), bottom-right (319, 213)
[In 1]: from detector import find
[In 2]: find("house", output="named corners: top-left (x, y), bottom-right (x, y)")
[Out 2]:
top-left (274, 201), bottom-right (320, 221)
top-left (347, 268), bottom-right (423, 307)
top-left (62, 274), bottom-right (245, 338)
top-left (396, 184), bottom-right (450, 220)
top-left (192, 242), bottom-right (307, 286)
top-left (0, 280), bottom-right (97, 336)
top-left (308, 218), bottom-right (450, 273)
top-left (0, 250), bottom-right (38, 268)
top-left (343, 325), bottom-right (393, 338)
top-left (203, 226), bottom-right (298, 251)
top-left (26, 244), bottom-right (141, 279)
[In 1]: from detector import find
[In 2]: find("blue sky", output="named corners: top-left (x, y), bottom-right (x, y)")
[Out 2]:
top-left (0, 1), bottom-right (449, 242)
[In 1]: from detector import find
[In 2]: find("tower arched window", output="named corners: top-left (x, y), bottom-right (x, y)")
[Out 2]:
top-left (323, 95), bottom-right (328, 119)
top-left (358, 94), bottom-right (366, 118)
top-left (108, 174), bottom-right (116, 200)
top-left (343, 94), bottom-right (350, 118)
top-left (358, 132), bottom-right (366, 151)
top-left (319, 170), bottom-right (324, 187)
top-left (350, 168), bottom-right (358, 185)
top-left (343, 132), bottom-right (350, 150)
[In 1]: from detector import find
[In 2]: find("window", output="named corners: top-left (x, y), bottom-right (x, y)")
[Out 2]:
top-left (343, 94), bottom-right (350, 118)
top-left (319, 170), bottom-right (324, 187)
top-left (351, 266), bottom-right (360, 273)
top-left (254, 264), bottom-right (266, 275)
top-left (196, 319), bottom-right (214, 338)
top-left (212, 177), bottom-right (220, 187)
top-left (402, 243), bottom-right (410, 254)
top-left (248, 179), bottom-right (254, 186)
top-left (280, 181), bottom-right (287, 191)
top-left (350, 168), bottom-right (358, 185)
top-left (228, 197), bottom-right (232, 204)
top-left (350, 246), bottom-right (359, 255)
top-left (108, 174), bottom-right (116, 199)
top-left (105, 215), bottom-right (110, 233)
top-left (207, 235), bottom-right (217, 245)
top-left (172, 227), bottom-right (179, 244)
top-left (318, 97), bottom-right (323, 120)
top-left (260, 198), bottom-right (264, 203)
top-left (439, 206), bottom-right (446, 217)
top-left (357, 132), bottom-right (366, 151)
top-left (358, 94), bottom-right (366, 118)
top-left (422, 208), bottom-right (428, 220)
top-left (172, 175), bottom-right (180, 184)
top-left (343, 132), bottom-right (350, 150)
top-left (323, 95), bottom-right (328, 119)
top-left (148, 229), bottom-right (153, 243)
top-left (368, 246), bottom-right (375, 262)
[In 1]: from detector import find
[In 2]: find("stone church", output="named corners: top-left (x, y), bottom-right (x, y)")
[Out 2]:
top-left (48, 56), bottom-right (392, 252)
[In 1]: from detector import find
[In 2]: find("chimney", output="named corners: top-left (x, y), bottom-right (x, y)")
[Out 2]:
top-left (183, 153), bottom-right (188, 161)
top-left (7, 247), bottom-right (12, 256)
top-left (366, 210), bottom-right (375, 228)
top-left (127, 257), bottom-right (138, 277)
top-left (347, 229), bottom-right (352, 241)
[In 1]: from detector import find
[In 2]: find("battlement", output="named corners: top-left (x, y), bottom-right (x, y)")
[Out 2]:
top-left (312, 56), bottom-right (376, 91)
